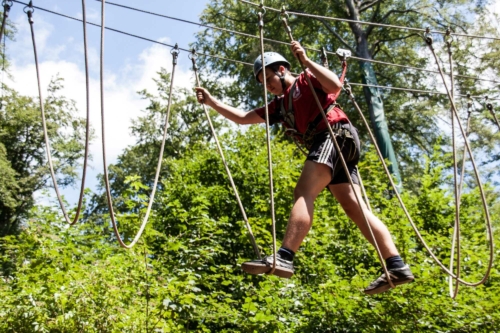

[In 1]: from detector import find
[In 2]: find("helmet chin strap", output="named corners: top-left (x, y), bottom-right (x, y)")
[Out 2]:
top-left (275, 71), bottom-right (287, 95)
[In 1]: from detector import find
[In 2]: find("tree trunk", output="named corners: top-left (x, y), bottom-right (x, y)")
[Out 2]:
top-left (344, 0), bottom-right (402, 190)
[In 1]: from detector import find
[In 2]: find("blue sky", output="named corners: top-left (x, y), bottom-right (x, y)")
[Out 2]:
top-left (6, 0), bottom-right (212, 205)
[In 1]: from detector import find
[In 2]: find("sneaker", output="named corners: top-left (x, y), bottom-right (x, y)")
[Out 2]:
top-left (364, 265), bottom-right (415, 295)
top-left (241, 255), bottom-right (294, 278)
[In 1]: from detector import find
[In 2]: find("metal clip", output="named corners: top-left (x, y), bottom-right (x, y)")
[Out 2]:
top-left (467, 93), bottom-right (473, 109)
top-left (335, 48), bottom-right (351, 61)
top-left (170, 43), bottom-right (179, 65)
top-left (280, 5), bottom-right (289, 19)
top-left (424, 27), bottom-right (433, 46)
top-left (24, 1), bottom-right (34, 23)
top-left (343, 80), bottom-right (353, 97)
top-left (258, 12), bottom-right (264, 28)
top-left (320, 47), bottom-right (329, 68)
top-left (2, 0), bottom-right (13, 16)
top-left (189, 48), bottom-right (198, 70)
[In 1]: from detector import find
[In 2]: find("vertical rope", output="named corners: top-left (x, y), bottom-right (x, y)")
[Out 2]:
top-left (425, 32), bottom-right (493, 286)
top-left (25, 1), bottom-right (91, 225)
top-left (100, 0), bottom-right (179, 248)
top-left (280, 10), bottom-right (394, 288)
top-left (446, 34), bottom-right (460, 299)
top-left (190, 49), bottom-right (261, 259)
top-left (257, 6), bottom-right (277, 273)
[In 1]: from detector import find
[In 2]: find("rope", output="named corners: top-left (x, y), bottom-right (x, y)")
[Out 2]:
top-left (0, 0), bottom-right (12, 42)
top-left (12, 0), bottom-right (500, 99)
top-left (446, 35), bottom-right (460, 299)
top-left (258, 7), bottom-right (277, 273)
top-left (343, 31), bottom-right (495, 287)
top-left (281, 13), bottom-right (395, 289)
top-left (100, 0), bottom-right (500, 85)
top-left (25, 1), bottom-right (91, 226)
top-left (450, 98), bottom-right (473, 297)
top-left (99, 0), bottom-right (179, 249)
top-left (239, 0), bottom-right (500, 41)
top-left (425, 33), bottom-right (494, 286)
top-left (190, 49), bottom-right (261, 259)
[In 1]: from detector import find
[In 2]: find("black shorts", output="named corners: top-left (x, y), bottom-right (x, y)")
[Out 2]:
top-left (306, 122), bottom-right (360, 185)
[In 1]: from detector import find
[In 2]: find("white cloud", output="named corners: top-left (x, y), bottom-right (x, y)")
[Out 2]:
top-left (8, 35), bottom-right (194, 205)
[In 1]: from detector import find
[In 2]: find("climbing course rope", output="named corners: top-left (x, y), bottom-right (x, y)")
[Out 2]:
top-left (0, 0), bottom-right (12, 43)
top-left (445, 32), bottom-right (461, 298)
top-left (257, 3), bottom-right (278, 274)
top-left (425, 31), bottom-right (494, 286)
top-left (99, 0), bottom-right (179, 249)
top-left (25, 0), bottom-right (91, 226)
top-left (450, 95), bottom-right (474, 296)
top-left (279, 8), bottom-right (395, 289)
top-left (190, 49), bottom-right (261, 259)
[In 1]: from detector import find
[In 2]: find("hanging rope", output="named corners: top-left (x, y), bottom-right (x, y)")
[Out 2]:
top-left (25, 0), bottom-right (91, 226)
top-left (425, 31), bottom-right (494, 286)
top-left (446, 32), bottom-right (461, 299)
top-left (280, 9), bottom-right (394, 289)
top-left (99, 0), bottom-right (179, 248)
top-left (257, 4), bottom-right (277, 273)
top-left (450, 95), bottom-right (474, 296)
top-left (190, 49), bottom-right (261, 259)
top-left (0, 0), bottom-right (12, 43)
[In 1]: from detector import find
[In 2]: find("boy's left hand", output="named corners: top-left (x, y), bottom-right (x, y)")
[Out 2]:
top-left (291, 41), bottom-right (309, 64)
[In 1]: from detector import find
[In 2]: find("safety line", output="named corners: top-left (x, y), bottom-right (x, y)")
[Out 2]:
top-left (257, 8), bottom-right (277, 274)
top-left (99, 0), bottom-right (500, 86)
top-left (99, 0), bottom-right (179, 249)
top-left (12, 0), bottom-right (500, 100)
top-left (25, 1), bottom-right (91, 226)
top-left (281, 14), bottom-right (395, 289)
top-left (239, 0), bottom-right (500, 41)
top-left (190, 49), bottom-right (261, 259)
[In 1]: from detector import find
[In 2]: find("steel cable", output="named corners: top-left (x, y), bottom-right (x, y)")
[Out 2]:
top-left (25, 1), bottom-right (91, 226)
top-left (99, 0), bottom-right (179, 249)
top-left (100, 0), bottom-right (500, 85)
top-left (239, 0), bottom-right (500, 41)
top-left (11, 0), bottom-right (500, 100)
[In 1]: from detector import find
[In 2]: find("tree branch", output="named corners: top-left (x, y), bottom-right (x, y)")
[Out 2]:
top-left (359, 0), bottom-right (383, 13)
top-left (318, 18), bottom-right (356, 53)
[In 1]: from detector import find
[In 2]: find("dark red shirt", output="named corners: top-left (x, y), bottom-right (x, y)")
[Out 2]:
top-left (254, 69), bottom-right (348, 134)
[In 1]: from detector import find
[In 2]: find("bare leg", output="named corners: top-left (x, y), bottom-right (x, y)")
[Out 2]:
top-left (281, 161), bottom-right (332, 252)
top-left (328, 183), bottom-right (399, 259)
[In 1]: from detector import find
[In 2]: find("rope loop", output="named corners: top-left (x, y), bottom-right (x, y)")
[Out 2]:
top-left (23, 0), bottom-right (34, 15)
top-left (188, 48), bottom-right (197, 60)
top-left (2, 0), bottom-right (12, 12)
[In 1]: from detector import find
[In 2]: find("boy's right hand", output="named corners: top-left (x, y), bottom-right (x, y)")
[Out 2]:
top-left (195, 87), bottom-right (213, 106)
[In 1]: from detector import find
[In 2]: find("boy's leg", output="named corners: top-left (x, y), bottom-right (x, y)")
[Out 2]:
top-left (329, 183), bottom-right (414, 294)
top-left (241, 160), bottom-right (331, 277)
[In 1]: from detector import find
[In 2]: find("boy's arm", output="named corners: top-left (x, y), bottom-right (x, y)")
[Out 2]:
top-left (195, 87), bottom-right (265, 125)
top-left (291, 41), bottom-right (342, 96)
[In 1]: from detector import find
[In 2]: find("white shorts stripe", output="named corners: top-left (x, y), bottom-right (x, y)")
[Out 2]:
top-left (318, 137), bottom-right (333, 164)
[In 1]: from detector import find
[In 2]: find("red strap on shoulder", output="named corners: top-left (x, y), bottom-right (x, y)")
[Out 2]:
top-left (332, 61), bottom-right (348, 101)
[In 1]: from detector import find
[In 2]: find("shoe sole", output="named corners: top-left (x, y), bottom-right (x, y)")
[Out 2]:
top-left (241, 262), bottom-right (294, 279)
top-left (364, 276), bottom-right (415, 295)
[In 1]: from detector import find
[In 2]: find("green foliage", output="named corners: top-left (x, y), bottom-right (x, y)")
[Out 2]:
top-left (1, 125), bottom-right (498, 332)
top-left (0, 80), bottom-right (90, 236)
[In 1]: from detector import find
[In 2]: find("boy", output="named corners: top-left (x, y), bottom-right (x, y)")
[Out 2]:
top-left (195, 41), bottom-right (414, 294)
